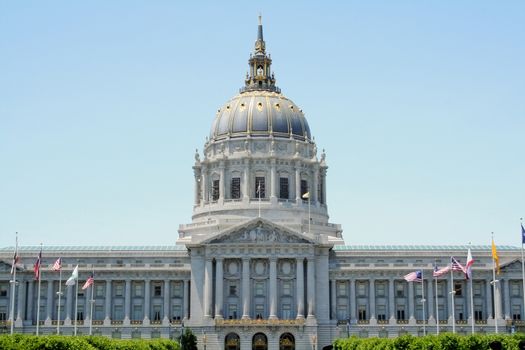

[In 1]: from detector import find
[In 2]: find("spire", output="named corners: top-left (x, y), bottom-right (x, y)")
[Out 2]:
top-left (241, 16), bottom-right (280, 94)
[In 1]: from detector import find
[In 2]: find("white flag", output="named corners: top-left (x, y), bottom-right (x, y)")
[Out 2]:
top-left (301, 192), bottom-right (310, 199)
top-left (65, 265), bottom-right (78, 286)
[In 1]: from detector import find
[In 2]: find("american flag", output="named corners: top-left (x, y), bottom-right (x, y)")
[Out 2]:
top-left (10, 238), bottom-right (20, 275)
top-left (404, 270), bottom-right (422, 282)
top-left (82, 274), bottom-right (94, 290)
top-left (52, 257), bottom-right (62, 271)
top-left (34, 249), bottom-right (42, 281)
top-left (451, 257), bottom-right (466, 273)
top-left (433, 264), bottom-right (451, 277)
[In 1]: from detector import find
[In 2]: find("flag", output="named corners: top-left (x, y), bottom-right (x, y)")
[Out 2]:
top-left (465, 248), bottom-right (474, 279)
top-left (451, 257), bottom-right (466, 273)
top-left (302, 192), bottom-right (310, 199)
top-left (433, 264), bottom-right (451, 277)
top-left (521, 223), bottom-right (525, 245)
top-left (65, 265), bottom-right (78, 286)
top-left (34, 249), bottom-right (42, 281)
top-left (52, 257), bottom-right (62, 271)
top-left (82, 274), bottom-right (94, 290)
top-left (404, 270), bottom-right (422, 282)
top-left (492, 238), bottom-right (500, 274)
top-left (10, 240), bottom-right (20, 275)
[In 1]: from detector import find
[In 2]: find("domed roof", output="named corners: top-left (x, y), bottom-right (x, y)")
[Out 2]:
top-left (210, 91), bottom-right (311, 141)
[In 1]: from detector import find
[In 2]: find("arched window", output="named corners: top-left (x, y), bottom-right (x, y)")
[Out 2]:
top-left (224, 333), bottom-right (240, 350)
top-left (252, 333), bottom-right (268, 350)
top-left (279, 332), bottom-right (295, 350)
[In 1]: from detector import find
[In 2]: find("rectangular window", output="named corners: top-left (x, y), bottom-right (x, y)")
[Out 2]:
top-left (114, 283), bottom-right (124, 297)
top-left (0, 310), bottom-right (6, 321)
top-left (229, 284), bottom-right (237, 296)
top-left (454, 283), bottom-right (462, 297)
top-left (396, 283), bottom-right (404, 297)
top-left (172, 282), bottom-right (182, 297)
top-left (95, 305), bottom-right (104, 320)
top-left (415, 283), bottom-right (423, 297)
top-left (114, 305), bottom-right (124, 320)
top-left (133, 283), bottom-right (143, 297)
top-left (153, 305), bottom-right (162, 321)
top-left (255, 282), bottom-right (264, 296)
top-left (172, 305), bottom-right (181, 320)
top-left (397, 306), bottom-right (405, 320)
top-left (357, 283), bottom-right (366, 297)
top-left (76, 307), bottom-right (84, 321)
top-left (0, 284), bottom-right (8, 297)
top-left (358, 305), bottom-right (367, 320)
top-left (282, 304), bottom-right (292, 319)
top-left (300, 179), bottom-right (308, 200)
top-left (282, 281), bottom-right (291, 296)
top-left (513, 305), bottom-right (522, 320)
top-left (376, 283), bottom-right (385, 297)
top-left (337, 306), bottom-right (347, 321)
top-left (132, 305), bottom-right (143, 320)
top-left (455, 304), bottom-right (464, 320)
top-left (255, 177), bottom-right (265, 198)
top-left (96, 284), bottom-right (105, 298)
top-left (511, 282), bottom-right (521, 297)
top-left (255, 304), bottom-right (264, 319)
top-left (228, 304), bottom-right (237, 319)
top-left (337, 282), bottom-right (347, 296)
top-left (377, 305), bottom-right (386, 320)
top-left (212, 179), bottom-right (220, 201)
top-left (474, 309), bottom-right (483, 321)
top-left (473, 282), bottom-right (482, 296)
top-left (231, 177), bottom-right (241, 199)
top-left (154, 284), bottom-right (162, 297)
top-left (279, 177), bottom-right (289, 199)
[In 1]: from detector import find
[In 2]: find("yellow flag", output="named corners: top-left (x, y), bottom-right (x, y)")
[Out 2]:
top-left (491, 238), bottom-right (500, 274)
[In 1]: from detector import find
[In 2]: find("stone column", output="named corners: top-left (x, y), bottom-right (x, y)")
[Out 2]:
top-left (349, 279), bottom-right (356, 322)
top-left (16, 280), bottom-right (26, 323)
top-left (389, 278), bottom-right (395, 321)
top-left (408, 281), bottom-right (415, 320)
top-left (296, 258), bottom-right (304, 319)
top-left (219, 163), bottom-right (225, 203)
top-left (312, 166), bottom-right (319, 205)
top-left (64, 282), bottom-right (71, 324)
top-left (295, 163), bottom-right (301, 203)
top-left (269, 258), bottom-right (277, 319)
top-left (215, 259), bottom-right (224, 319)
top-left (427, 279), bottom-right (435, 320)
top-left (124, 280), bottom-right (131, 324)
top-left (204, 259), bottom-right (213, 318)
top-left (242, 258), bottom-right (251, 319)
top-left (495, 280), bottom-right (503, 320)
top-left (243, 159), bottom-right (250, 201)
top-left (321, 168), bottom-right (327, 204)
top-left (503, 279), bottom-right (511, 319)
top-left (144, 279), bottom-right (151, 323)
top-left (193, 166), bottom-right (201, 206)
top-left (330, 280), bottom-right (336, 320)
top-left (183, 279), bottom-right (189, 320)
top-left (270, 159), bottom-right (277, 201)
top-left (486, 279), bottom-right (493, 319)
top-left (201, 165), bottom-right (208, 206)
top-left (307, 257), bottom-right (316, 318)
top-left (369, 279), bottom-right (376, 321)
top-left (163, 279), bottom-right (170, 324)
top-left (46, 280), bottom-right (54, 321)
top-left (104, 280), bottom-right (111, 324)
top-left (84, 284), bottom-right (90, 321)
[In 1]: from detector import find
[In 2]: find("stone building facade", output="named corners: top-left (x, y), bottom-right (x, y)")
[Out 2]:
top-left (0, 18), bottom-right (523, 350)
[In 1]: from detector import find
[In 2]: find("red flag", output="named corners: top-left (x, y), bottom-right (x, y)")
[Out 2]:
top-left (34, 249), bottom-right (42, 281)
top-left (52, 257), bottom-right (62, 271)
top-left (10, 241), bottom-right (20, 275)
top-left (82, 275), bottom-right (94, 290)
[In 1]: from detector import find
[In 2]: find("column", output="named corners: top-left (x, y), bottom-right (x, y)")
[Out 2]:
top-left (243, 160), bottom-right (250, 201)
top-left (408, 281), bottom-right (415, 320)
top-left (495, 280), bottom-right (503, 320)
top-left (193, 167), bottom-right (201, 206)
top-left (242, 258), bottom-right (251, 319)
top-left (330, 280), bottom-right (336, 320)
top-left (486, 279), bottom-right (493, 319)
top-left (201, 165), bottom-right (208, 206)
top-left (295, 163), bottom-right (301, 202)
top-left (270, 159), bottom-right (277, 201)
top-left (219, 163), bottom-right (225, 203)
top-left (269, 258), bottom-right (277, 319)
top-left (16, 280), bottom-right (26, 322)
top-left (144, 279), bottom-right (151, 323)
top-left (312, 166), bottom-right (319, 205)
top-left (163, 279), bottom-right (170, 323)
top-left (104, 280), bottom-right (111, 323)
top-left (124, 280), bottom-right (131, 324)
top-left (349, 279), bottom-right (356, 322)
top-left (296, 258), bottom-right (304, 319)
top-left (46, 280), bottom-right (54, 321)
top-left (427, 279), bottom-right (434, 320)
top-left (503, 279), bottom-right (511, 320)
top-left (183, 279), bottom-right (189, 320)
top-left (307, 257), bottom-right (316, 318)
top-left (204, 259), bottom-right (213, 318)
top-left (321, 168), bottom-right (327, 204)
top-left (84, 284), bottom-right (90, 321)
top-left (369, 279), bottom-right (376, 320)
top-left (215, 259), bottom-right (224, 319)
top-left (389, 278), bottom-right (395, 321)
top-left (64, 282), bottom-right (71, 323)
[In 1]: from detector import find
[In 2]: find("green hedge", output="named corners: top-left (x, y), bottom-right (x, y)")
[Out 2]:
top-left (0, 335), bottom-right (180, 350)
top-left (333, 333), bottom-right (525, 350)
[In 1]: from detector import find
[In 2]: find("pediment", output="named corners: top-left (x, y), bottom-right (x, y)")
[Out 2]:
top-left (501, 259), bottom-right (522, 272)
top-left (205, 218), bottom-right (313, 245)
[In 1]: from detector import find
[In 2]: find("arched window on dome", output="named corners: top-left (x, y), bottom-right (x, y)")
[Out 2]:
top-left (255, 176), bottom-right (266, 199)
top-left (231, 177), bottom-right (241, 199)
top-left (300, 179), bottom-right (308, 202)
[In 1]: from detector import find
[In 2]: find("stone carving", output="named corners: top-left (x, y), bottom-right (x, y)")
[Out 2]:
top-left (209, 223), bottom-right (311, 244)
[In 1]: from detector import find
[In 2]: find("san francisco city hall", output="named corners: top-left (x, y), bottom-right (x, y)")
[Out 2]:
top-left (0, 19), bottom-right (523, 350)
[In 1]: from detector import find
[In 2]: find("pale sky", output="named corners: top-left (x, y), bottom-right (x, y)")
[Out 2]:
top-left (1, 1), bottom-right (524, 248)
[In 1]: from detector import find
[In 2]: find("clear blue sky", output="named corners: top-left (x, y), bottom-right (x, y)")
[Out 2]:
top-left (1, 1), bottom-right (524, 248)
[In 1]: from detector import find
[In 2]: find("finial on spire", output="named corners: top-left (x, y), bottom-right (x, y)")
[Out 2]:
top-left (258, 13), bottom-right (262, 25)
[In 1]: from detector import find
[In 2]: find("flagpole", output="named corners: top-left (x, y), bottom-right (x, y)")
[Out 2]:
top-left (36, 243), bottom-right (42, 336)
top-left (434, 265), bottom-right (439, 335)
top-left (491, 232), bottom-right (499, 334)
top-left (521, 218), bottom-right (525, 324)
top-left (421, 270), bottom-right (426, 336)
top-left (57, 265), bottom-right (62, 335)
top-left (9, 233), bottom-right (18, 335)
top-left (258, 183), bottom-right (261, 218)
top-left (74, 276), bottom-right (79, 336)
top-left (468, 243), bottom-right (475, 335)
top-left (89, 270), bottom-right (95, 335)
top-left (450, 257), bottom-right (456, 334)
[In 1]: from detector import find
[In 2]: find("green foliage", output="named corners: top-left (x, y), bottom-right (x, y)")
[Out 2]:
top-left (0, 335), bottom-right (180, 350)
top-left (178, 328), bottom-right (197, 350)
top-left (333, 333), bottom-right (525, 350)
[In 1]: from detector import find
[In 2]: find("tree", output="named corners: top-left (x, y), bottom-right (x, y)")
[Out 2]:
top-left (179, 328), bottom-right (197, 350)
